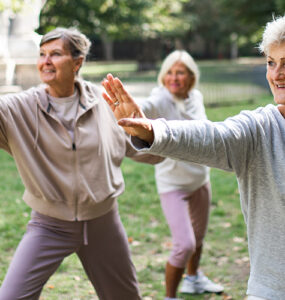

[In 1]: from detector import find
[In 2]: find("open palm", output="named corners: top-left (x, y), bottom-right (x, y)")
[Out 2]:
top-left (102, 74), bottom-right (154, 143)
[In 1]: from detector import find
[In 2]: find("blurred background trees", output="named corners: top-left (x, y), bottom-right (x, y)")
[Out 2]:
top-left (36, 0), bottom-right (283, 64)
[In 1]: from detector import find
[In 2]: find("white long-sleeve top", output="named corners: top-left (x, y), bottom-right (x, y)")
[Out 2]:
top-left (136, 86), bottom-right (209, 193)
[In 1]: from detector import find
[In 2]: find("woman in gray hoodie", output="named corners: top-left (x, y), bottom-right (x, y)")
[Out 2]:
top-left (102, 15), bottom-right (285, 300)
top-left (0, 27), bottom-right (161, 300)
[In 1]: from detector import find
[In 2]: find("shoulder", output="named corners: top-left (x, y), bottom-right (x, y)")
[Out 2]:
top-left (76, 78), bottom-right (102, 97)
top-left (189, 89), bottom-right (203, 101)
top-left (149, 86), bottom-right (172, 100)
top-left (0, 85), bottom-right (43, 108)
top-left (238, 104), bottom-right (277, 121)
top-left (143, 86), bottom-right (173, 106)
top-left (75, 78), bottom-right (107, 110)
top-left (224, 104), bottom-right (280, 132)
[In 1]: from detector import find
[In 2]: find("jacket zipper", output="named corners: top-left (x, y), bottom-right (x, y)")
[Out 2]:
top-left (72, 127), bottom-right (79, 221)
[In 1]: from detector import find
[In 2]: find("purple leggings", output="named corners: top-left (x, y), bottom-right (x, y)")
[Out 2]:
top-left (0, 206), bottom-right (141, 300)
top-left (160, 183), bottom-right (211, 268)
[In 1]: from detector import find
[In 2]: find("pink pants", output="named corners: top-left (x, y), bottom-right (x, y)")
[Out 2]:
top-left (0, 206), bottom-right (141, 300)
top-left (160, 183), bottom-right (211, 268)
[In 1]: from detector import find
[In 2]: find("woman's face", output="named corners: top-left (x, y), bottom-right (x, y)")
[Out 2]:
top-left (37, 38), bottom-right (82, 97)
top-left (266, 41), bottom-right (285, 105)
top-left (163, 61), bottom-right (194, 99)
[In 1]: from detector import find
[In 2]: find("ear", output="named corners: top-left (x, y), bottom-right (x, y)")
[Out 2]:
top-left (74, 57), bottom-right (84, 73)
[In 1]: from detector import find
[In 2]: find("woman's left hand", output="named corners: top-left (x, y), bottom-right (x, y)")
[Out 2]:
top-left (102, 74), bottom-right (154, 143)
top-left (102, 73), bottom-right (145, 120)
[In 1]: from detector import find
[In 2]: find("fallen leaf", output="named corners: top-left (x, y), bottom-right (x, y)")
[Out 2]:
top-left (222, 293), bottom-right (233, 300)
top-left (47, 285), bottom-right (54, 289)
top-left (233, 237), bottom-right (245, 243)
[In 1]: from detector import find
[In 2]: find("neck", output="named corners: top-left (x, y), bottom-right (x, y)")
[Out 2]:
top-left (47, 84), bottom-right (75, 98)
top-left (277, 105), bottom-right (285, 118)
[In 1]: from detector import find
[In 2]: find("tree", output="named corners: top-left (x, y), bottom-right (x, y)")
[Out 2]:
top-left (181, 0), bottom-right (282, 59)
top-left (38, 0), bottom-right (189, 61)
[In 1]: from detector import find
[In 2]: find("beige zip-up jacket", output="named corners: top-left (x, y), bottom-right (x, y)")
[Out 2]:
top-left (0, 78), bottom-right (160, 221)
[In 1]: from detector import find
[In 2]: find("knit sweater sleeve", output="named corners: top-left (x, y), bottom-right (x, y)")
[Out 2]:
top-left (132, 109), bottom-right (263, 175)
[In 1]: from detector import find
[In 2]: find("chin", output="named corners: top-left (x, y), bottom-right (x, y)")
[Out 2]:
top-left (273, 95), bottom-right (285, 104)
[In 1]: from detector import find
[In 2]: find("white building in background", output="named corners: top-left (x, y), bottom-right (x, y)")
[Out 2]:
top-left (0, 0), bottom-right (46, 89)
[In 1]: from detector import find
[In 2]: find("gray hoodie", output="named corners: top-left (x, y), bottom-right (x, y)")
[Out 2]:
top-left (0, 78), bottom-right (161, 221)
top-left (132, 104), bottom-right (285, 300)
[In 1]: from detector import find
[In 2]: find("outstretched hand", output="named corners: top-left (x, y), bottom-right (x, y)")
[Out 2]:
top-left (102, 73), bottom-right (154, 144)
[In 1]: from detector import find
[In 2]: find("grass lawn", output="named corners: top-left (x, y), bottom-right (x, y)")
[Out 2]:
top-left (0, 72), bottom-right (274, 298)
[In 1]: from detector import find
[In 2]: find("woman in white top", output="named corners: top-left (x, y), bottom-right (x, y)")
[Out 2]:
top-left (134, 50), bottom-right (224, 299)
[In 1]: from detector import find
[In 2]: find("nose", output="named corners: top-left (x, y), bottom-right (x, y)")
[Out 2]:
top-left (170, 73), bottom-right (178, 80)
top-left (40, 54), bottom-right (51, 64)
top-left (274, 64), bottom-right (285, 79)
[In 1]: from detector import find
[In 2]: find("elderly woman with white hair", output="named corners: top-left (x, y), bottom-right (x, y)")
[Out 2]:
top-left (131, 50), bottom-right (223, 299)
top-left (102, 15), bottom-right (285, 300)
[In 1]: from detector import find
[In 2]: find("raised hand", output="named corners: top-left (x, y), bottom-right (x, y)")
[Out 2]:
top-left (102, 73), bottom-right (154, 144)
top-left (102, 74), bottom-right (144, 120)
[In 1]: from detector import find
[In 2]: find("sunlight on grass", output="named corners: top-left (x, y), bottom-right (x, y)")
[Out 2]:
top-left (81, 61), bottom-right (137, 75)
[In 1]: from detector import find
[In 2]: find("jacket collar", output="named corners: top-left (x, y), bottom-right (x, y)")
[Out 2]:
top-left (35, 77), bottom-right (100, 114)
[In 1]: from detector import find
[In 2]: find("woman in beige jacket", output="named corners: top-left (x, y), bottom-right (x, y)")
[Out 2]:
top-left (0, 27), bottom-right (160, 300)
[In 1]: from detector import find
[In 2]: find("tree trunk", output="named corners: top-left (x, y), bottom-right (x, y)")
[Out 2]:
top-left (101, 34), bottom-right (114, 61)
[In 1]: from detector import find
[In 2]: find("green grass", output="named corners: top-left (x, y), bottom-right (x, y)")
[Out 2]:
top-left (81, 59), bottom-right (270, 106)
top-left (0, 67), bottom-right (274, 299)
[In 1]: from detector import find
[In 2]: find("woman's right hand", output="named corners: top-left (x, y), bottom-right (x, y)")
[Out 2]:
top-left (102, 73), bottom-right (154, 144)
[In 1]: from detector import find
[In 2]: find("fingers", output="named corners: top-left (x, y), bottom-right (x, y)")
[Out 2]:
top-left (102, 92), bottom-right (115, 110)
top-left (118, 118), bottom-right (154, 144)
top-left (105, 73), bottom-right (133, 104)
top-left (118, 118), bottom-right (150, 128)
top-left (102, 78), bottom-right (117, 104)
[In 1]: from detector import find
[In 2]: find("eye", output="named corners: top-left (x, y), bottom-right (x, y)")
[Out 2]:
top-left (267, 60), bottom-right (275, 67)
top-left (52, 52), bottom-right (61, 56)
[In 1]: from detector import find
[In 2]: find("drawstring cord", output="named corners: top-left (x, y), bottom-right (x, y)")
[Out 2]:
top-left (83, 221), bottom-right (88, 245)
top-left (33, 94), bottom-right (40, 151)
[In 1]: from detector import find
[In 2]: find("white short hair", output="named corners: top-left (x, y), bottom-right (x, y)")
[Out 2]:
top-left (259, 15), bottom-right (285, 55)
top-left (157, 50), bottom-right (200, 91)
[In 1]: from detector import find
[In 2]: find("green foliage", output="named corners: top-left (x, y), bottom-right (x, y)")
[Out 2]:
top-left (0, 0), bottom-right (25, 12)
top-left (38, 0), bottom-right (188, 39)
top-left (36, 0), bottom-right (285, 59)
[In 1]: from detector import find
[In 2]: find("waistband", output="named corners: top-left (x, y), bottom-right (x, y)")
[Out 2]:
top-left (30, 211), bottom-right (89, 245)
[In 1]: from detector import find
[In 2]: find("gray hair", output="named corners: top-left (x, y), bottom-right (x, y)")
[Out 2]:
top-left (259, 15), bottom-right (285, 55)
top-left (157, 50), bottom-right (200, 90)
top-left (40, 27), bottom-right (91, 62)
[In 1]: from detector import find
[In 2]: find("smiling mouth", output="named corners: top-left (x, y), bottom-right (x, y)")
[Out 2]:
top-left (43, 70), bottom-right (55, 73)
top-left (275, 83), bottom-right (285, 88)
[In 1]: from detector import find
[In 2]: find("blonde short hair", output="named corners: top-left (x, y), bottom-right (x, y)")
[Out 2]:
top-left (157, 50), bottom-right (200, 91)
top-left (259, 15), bottom-right (285, 55)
